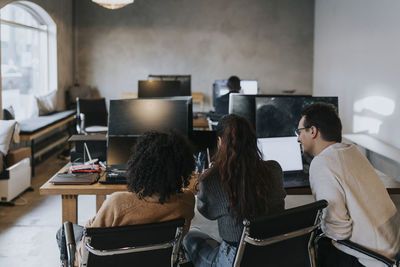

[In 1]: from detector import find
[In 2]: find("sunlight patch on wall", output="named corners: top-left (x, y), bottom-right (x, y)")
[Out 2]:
top-left (353, 95), bottom-right (395, 134)
top-left (354, 96), bottom-right (395, 116)
top-left (353, 115), bottom-right (382, 134)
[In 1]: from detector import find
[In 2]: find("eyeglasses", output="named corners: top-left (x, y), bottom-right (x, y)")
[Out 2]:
top-left (295, 127), bottom-right (310, 136)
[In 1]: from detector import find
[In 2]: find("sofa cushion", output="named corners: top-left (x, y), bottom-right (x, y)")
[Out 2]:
top-left (3, 105), bottom-right (15, 120)
top-left (6, 147), bottom-right (31, 167)
top-left (0, 120), bottom-right (17, 155)
top-left (19, 110), bottom-right (75, 134)
top-left (36, 90), bottom-right (57, 116)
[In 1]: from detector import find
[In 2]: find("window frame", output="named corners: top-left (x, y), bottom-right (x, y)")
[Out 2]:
top-left (0, 1), bottom-right (57, 119)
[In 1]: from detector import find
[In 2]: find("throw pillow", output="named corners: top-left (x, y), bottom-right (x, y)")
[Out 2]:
top-left (2, 105), bottom-right (15, 120)
top-left (0, 120), bottom-right (17, 156)
top-left (36, 90), bottom-right (57, 116)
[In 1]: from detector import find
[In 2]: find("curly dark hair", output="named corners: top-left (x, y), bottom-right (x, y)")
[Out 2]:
top-left (127, 131), bottom-right (195, 204)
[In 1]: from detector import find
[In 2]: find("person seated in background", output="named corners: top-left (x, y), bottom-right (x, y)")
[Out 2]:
top-left (296, 103), bottom-right (400, 267)
top-left (214, 76), bottom-right (241, 117)
top-left (183, 114), bottom-right (286, 266)
top-left (56, 131), bottom-right (196, 267)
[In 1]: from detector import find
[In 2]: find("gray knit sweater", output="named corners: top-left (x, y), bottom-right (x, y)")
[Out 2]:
top-left (197, 160), bottom-right (286, 243)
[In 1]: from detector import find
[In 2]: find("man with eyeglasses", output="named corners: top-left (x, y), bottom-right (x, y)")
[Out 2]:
top-left (296, 102), bottom-right (400, 267)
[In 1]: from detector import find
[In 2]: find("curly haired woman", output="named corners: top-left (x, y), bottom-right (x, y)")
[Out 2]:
top-left (56, 131), bottom-right (195, 266)
top-left (183, 114), bottom-right (286, 267)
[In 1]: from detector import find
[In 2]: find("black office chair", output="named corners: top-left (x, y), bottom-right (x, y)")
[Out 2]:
top-left (206, 111), bottom-right (221, 130)
top-left (316, 235), bottom-right (400, 267)
top-left (63, 218), bottom-right (185, 267)
top-left (233, 200), bottom-right (328, 267)
top-left (76, 97), bottom-right (108, 134)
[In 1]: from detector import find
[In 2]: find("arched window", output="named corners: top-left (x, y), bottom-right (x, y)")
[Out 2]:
top-left (1, 1), bottom-right (57, 120)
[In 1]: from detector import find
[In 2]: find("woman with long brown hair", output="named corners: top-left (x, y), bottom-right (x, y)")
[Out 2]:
top-left (183, 114), bottom-right (286, 266)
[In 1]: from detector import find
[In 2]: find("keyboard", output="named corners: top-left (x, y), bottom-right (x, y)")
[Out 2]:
top-left (101, 171), bottom-right (127, 184)
top-left (283, 171), bottom-right (310, 188)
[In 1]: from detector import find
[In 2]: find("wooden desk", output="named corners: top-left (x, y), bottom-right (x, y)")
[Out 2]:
top-left (40, 167), bottom-right (126, 224)
top-left (193, 117), bottom-right (209, 129)
top-left (343, 134), bottom-right (400, 163)
top-left (40, 167), bottom-right (400, 224)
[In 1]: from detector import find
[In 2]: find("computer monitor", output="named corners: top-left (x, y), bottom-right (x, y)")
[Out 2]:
top-left (255, 96), bottom-right (339, 138)
top-left (148, 75), bottom-right (191, 96)
top-left (213, 80), bottom-right (229, 99)
top-left (107, 136), bottom-right (138, 167)
top-left (108, 97), bottom-right (193, 137)
top-left (257, 137), bottom-right (303, 172)
top-left (138, 80), bottom-right (181, 98)
top-left (240, 80), bottom-right (258, 94)
top-left (228, 93), bottom-right (258, 126)
top-left (213, 79), bottom-right (258, 107)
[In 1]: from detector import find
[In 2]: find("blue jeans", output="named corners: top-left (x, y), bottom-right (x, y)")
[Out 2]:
top-left (56, 224), bottom-right (84, 261)
top-left (183, 229), bottom-right (237, 267)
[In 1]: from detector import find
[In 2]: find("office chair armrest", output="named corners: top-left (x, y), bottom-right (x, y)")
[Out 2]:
top-left (334, 239), bottom-right (396, 267)
top-left (76, 113), bottom-right (87, 135)
top-left (63, 222), bottom-right (76, 267)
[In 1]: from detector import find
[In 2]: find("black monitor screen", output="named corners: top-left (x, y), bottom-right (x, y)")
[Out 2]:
top-left (228, 93), bottom-right (257, 126)
top-left (229, 94), bottom-right (316, 128)
top-left (108, 97), bottom-right (192, 137)
top-left (107, 136), bottom-right (137, 167)
top-left (148, 75), bottom-right (191, 96)
top-left (138, 80), bottom-right (181, 98)
top-left (255, 96), bottom-right (339, 138)
top-left (213, 79), bottom-right (258, 106)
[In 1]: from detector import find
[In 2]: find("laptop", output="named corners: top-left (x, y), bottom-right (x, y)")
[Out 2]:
top-left (49, 172), bottom-right (99, 185)
top-left (49, 143), bottom-right (99, 185)
top-left (257, 136), bottom-right (309, 188)
top-left (101, 136), bottom-right (138, 184)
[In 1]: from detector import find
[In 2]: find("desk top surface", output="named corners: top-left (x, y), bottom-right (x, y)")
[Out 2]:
top-left (193, 117), bottom-right (209, 129)
top-left (40, 180), bottom-right (127, 195)
top-left (40, 165), bottom-right (127, 195)
top-left (40, 163), bottom-right (400, 196)
top-left (343, 133), bottom-right (400, 164)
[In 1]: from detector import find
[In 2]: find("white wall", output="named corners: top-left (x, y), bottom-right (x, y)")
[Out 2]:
top-left (314, 0), bottom-right (400, 149)
top-left (76, 0), bottom-right (315, 110)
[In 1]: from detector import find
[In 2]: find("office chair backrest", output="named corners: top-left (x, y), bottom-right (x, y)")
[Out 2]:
top-left (76, 97), bottom-right (108, 127)
top-left (82, 218), bottom-right (185, 267)
top-left (234, 200), bottom-right (328, 267)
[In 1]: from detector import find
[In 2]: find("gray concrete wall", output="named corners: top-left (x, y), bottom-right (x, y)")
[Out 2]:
top-left (0, 0), bottom-right (74, 110)
top-left (314, 0), bottom-right (400, 149)
top-left (75, 0), bottom-right (314, 110)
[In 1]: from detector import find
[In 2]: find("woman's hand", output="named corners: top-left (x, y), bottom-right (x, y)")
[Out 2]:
top-left (187, 172), bottom-right (201, 195)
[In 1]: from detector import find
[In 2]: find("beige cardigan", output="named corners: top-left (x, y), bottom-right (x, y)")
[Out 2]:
top-left (75, 190), bottom-right (195, 266)
top-left (310, 143), bottom-right (400, 267)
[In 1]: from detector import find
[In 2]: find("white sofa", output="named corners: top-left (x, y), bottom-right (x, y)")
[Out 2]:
top-left (0, 120), bottom-right (32, 204)
top-left (0, 157), bottom-right (31, 203)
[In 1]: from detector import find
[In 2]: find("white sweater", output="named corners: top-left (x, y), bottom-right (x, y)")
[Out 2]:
top-left (310, 143), bottom-right (400, 267)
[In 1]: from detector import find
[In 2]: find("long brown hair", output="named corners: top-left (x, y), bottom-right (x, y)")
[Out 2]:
top-left (207, 114), bottom-right (271, 223)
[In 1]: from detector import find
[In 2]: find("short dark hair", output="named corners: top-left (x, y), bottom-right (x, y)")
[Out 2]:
top-left (227, 76), bottom-right (241, 92)
top-left (127, 131), bottom-right (195, 204)
top-left (301, 102), bottom-right (342, 142)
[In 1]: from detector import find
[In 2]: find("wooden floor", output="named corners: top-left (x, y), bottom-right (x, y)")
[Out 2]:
top-left (0, 153), bottom-right (98, 267)
top-left (0, 153), bottom-right (399, 266)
